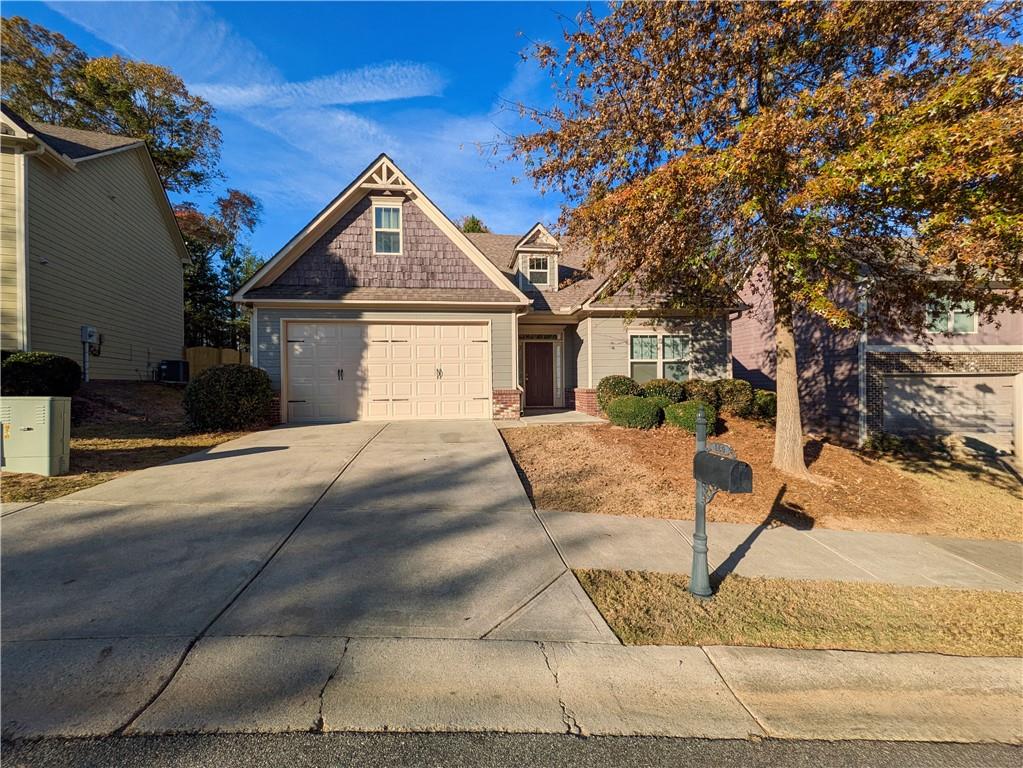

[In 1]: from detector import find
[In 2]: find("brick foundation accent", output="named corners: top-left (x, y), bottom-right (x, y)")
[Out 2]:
top-left (571, 387), bottom-right (600, 416)
top-left (865, 350), bottom-right (1023, 434)
top-left (269, 393), bottom-right (283, 425)
top-left (493, 388), bottom-right (522, 419)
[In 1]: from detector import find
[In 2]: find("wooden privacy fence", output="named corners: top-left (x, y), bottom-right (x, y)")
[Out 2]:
top-left (185, 347), bottom-right (251, 379)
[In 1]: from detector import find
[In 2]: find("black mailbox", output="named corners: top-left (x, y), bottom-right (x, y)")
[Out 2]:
top-left (693, 452), bottom-right (753, 494)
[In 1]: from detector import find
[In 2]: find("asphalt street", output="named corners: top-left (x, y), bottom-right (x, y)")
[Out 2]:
top-left (3, 733), bottom-right (1020, 768)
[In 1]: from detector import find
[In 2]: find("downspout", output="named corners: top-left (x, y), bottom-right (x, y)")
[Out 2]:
top-left (857, 287), bottom-right (869, 447)
top-left (249, 305), bottom-right (259, 369)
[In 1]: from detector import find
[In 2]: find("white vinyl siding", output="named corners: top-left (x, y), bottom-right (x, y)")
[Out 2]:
top-left (26, 148), bottom-right (184, 378)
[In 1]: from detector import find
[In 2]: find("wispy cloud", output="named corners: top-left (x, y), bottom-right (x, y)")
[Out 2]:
top-left (46, 1), bottom-right (560, 251)
top-left (193, 63), bottom-right (446, 109)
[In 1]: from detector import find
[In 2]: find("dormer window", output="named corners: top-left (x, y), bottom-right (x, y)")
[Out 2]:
top-left (372, 198), bottom-right (402, 255)
top-left (528, 255), bottom-right (550, 287)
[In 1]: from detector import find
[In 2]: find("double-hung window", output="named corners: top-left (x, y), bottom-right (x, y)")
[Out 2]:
top-left (373, 203), bottom-right (402, 255)
top-left (528, 255), bottom-right (550, 286)
top-left (629, 333), bottom-right (691, 384)
top-left (926, 299), bottom-right (977, 334)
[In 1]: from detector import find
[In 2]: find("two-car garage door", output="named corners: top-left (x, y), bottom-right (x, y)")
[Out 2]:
top-left (286, 322), bottom-right (491, 422)
top-left (882, 374), bottom-right (1016, 442)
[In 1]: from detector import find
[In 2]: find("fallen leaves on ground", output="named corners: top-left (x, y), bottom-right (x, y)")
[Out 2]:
top-left (502, 419), bottom-right (1022, 540)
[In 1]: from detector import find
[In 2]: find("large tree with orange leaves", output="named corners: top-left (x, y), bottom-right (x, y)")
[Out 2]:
top-left (510, 2), bottom-right (1022, 476)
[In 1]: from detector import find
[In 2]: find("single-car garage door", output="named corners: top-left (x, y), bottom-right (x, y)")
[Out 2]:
top-left (285, 321), bottom-right (491, 422)
top-left (882, 374), bottom-right (1015, 440)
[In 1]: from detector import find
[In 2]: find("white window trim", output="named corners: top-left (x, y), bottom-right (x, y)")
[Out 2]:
top-left (516, 248), bottom-right (559, 291)
top-left (627, 331), bottom-right (692, 382)
top-left (926, 300), bottom-right (978, 335)
top-left (371, 196), bottom-right (402, 256)
top-left (527, 254), bottom-right (550, 287)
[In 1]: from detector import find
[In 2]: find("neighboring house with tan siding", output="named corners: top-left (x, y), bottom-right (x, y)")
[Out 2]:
top-left (0, 106), bottom-right (188, 380)
top-left (234, 154), bottom-right (739, 423)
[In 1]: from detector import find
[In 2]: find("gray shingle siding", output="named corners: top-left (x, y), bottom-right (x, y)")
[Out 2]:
top-left (273, 195), bottom-right (500, 294)
top-left (254, 307), bottom-right (516, 390)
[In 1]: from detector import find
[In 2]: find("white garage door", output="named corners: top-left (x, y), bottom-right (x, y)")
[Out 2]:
top-left (286, 322), bottom-right (491, 422)
top-left (882, 374), bottom-right (1015, 437)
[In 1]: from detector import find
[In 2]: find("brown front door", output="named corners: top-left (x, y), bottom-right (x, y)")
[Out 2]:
top-left (524, 343), bottom-right (554, 407)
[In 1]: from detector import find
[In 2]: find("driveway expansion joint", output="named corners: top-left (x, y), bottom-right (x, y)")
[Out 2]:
top-left (701, 646), bottom-right (770, 739)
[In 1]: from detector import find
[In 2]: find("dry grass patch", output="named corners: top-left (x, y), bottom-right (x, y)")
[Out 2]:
top-left (502, 420), bottom-right (1023, 540)
top-left (1, 382), bottom-right (246, 503)
top-left (576, 569), bottom-right (1023, 657)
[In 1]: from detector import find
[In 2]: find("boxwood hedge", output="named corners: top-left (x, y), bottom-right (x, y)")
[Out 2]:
top-left (606, 394), bottom-right (662, 429)
top-left (1, 352), bottom-right (81, 397)
top-left (184, 364), bottom-right (274, 431)
top-left (664, 400), bottom-right (718, 435)
top-left (596, 375), bottom-right (642, 412)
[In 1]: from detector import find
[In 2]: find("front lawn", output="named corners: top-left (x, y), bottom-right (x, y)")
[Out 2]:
top-left (576, 569), bottom-right (1023, 657)
top-left (501, 419), bottom-right (1023, 540)
top-left (1, 382), bottom-right (246, 503)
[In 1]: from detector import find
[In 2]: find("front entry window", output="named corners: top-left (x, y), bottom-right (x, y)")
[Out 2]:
top-left (629, 333), bottom-right (691, 384)
top-left (629, 335), bottom-right (658, 384)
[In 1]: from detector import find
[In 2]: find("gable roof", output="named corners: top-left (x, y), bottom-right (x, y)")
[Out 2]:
top-left (0, 106), bottom-right (189, 265)
top-left (234, 154), bottom-right (529, 305)
top-left (467, 232), bottom-right (608, 314)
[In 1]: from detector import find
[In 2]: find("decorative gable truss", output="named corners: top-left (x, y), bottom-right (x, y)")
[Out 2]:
top-left (233, 154), bottom-right (529, 305)
top-left (515, 223), bottom-right (560, 292)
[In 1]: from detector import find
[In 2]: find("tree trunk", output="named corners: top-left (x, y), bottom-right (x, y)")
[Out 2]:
top-left (772, 296), bottom-right (811, 477)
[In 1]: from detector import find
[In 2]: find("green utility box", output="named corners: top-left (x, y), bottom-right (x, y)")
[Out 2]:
top-left (1, 396), bottom-right (71, 476)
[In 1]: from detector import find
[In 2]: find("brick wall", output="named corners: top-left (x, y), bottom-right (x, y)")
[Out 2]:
top-left (571, 387), bottom-right (600, 416)
top-left (865, 350), bottom-right (1023, 433)
top-left (493, 388), bottom-right (521, 419)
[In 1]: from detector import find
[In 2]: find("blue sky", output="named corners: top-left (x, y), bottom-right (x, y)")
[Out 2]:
top-left (7, 1), bottom-right (585, 257)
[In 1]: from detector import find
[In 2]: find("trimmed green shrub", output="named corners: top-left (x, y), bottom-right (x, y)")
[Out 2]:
top-left (183, 364), bottom-right (274, 432)
top-left (715, 378), bottom-right (754, 417)
top-left (752, 389), bottom-right (777, 421)
top-left (643, 394), bottom-right (673, 417)
top-left (606, 395), bottom-right (662, 429)
top-left (1, 352), bottom-right (81, 396)
top-left (682, 379), bottom-right (719, 408)
top-left (641, 378), bottom-right (686, 402)
top-left (664, 400), bottom-right (718, 435)
top-left (596, 375), bottom-right (642, 412)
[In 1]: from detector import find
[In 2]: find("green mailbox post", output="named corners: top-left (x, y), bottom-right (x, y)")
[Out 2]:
top-left (690, 405), bottom-right (753, 598)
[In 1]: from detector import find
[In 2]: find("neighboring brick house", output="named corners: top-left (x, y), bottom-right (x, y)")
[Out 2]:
top-left (731, 278), bottom-right (1023, 458)
top-left (233, 154), bottom-right (738, 423)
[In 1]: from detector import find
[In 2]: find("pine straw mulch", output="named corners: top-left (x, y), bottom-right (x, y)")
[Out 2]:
top-left (501, 419), bottom-right (1023, 541)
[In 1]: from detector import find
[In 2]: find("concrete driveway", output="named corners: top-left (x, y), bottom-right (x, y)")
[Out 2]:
top-left (2, 420), bottom-right (614, 737)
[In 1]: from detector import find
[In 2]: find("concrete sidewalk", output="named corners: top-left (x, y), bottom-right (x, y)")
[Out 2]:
top-left (2, 637), bottom-right (1019, 743)
top-left (538, 509), bottom-right (1023, 590)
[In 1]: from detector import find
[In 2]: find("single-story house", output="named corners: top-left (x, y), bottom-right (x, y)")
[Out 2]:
top-left (234, 154), bottom-right (737, 422)
top-left (0, 105), bottom-right (189, 379)
top-left (731, 279), bottom-right (1023, 456)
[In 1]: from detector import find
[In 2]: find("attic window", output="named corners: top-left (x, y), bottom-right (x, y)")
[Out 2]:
top-left (528, 255), bottom-right (550, 286)
top-left (373, 202), bottom-right (402, 255)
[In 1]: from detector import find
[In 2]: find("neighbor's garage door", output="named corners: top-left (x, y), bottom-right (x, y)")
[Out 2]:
top-left (286, 322), bottom-right (491, 422)
top-left (882, 374), bottom-right (1015, 438)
